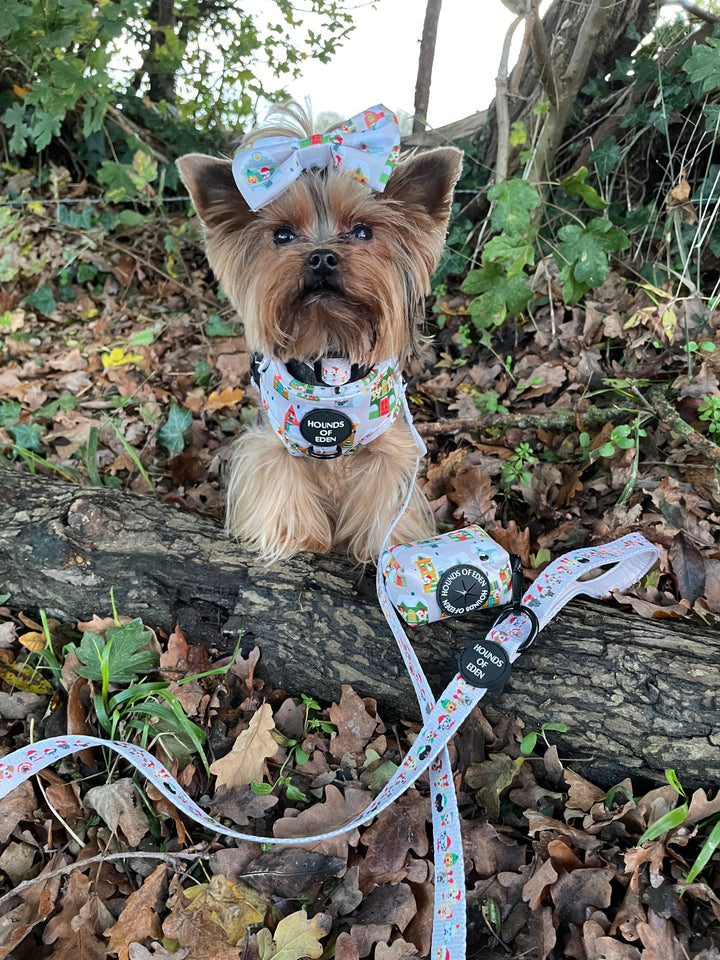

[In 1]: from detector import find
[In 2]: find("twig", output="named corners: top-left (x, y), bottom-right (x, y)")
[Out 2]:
top-left (528, 0), bottom-right (557, 107)
top-left (495, 13), bottom-right (525, 184)
top-left (415, 403), bottom-right (632, 438)
top-left (648, 385), bottom-right (720, 469)
top-left (0, 848), bottom-right (208, 910)
top-left (105, 104), bottom-right (171, 166)
top-left (672, 0), bottom-right (720, 23)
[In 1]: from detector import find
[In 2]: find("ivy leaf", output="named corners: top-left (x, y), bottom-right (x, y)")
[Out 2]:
top-left (682, 37), bottom-right (720, 94)
top-left (158, 404), bottom-right (193, 453)
top-left (22, 283), bottom-right (57, 316)
top-left (73, 619), bottom-right (159, 683)
top-left (97, 161), bottom-right (139, 203)
top-left (589, 137), bottom-right (623, 179)
top-left (562, 166), bottom-right (608, 210)
top-left (204, 314), bottom-right (240, 337)
top-left (2, 103), bottom-right (29, 155)
top-left (0, 402), bottom-right (21, 427)
top-left (555, 218), bottom-right (630, 301)
top-left (8, 423), bottom-right (44, 452)
top-left (32, 109), bottom-right (63, 151)
top-left (488, 178), bottom-right (541, 235)
top-left (482, 234), bottom-right (535, 277)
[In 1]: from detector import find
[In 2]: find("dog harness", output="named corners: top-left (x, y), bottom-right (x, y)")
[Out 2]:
top-left (250, 352), bottom-right (404, 458)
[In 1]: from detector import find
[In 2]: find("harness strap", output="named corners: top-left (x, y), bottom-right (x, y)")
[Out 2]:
top-left (251, 353), bottom-right (404, 458)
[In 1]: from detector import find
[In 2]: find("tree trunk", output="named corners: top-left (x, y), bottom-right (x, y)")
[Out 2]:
top-left (412, 0), bottom-right (443, 134)
top-left (143, 0), bottom-right (179, 105)
top-left (1, 468), bottom-right (718, 789)
top-left (460, 0), bottom-right (661, 221)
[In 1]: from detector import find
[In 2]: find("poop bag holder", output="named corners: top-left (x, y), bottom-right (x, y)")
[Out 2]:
top-left (380, 524), bottom-right (514, 625)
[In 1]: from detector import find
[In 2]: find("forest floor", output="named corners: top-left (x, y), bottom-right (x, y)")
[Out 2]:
top-left (1, 168), bottom-right (720, 957)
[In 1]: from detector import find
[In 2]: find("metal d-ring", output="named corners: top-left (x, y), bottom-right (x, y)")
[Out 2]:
top-left (489, 603), bottom-right (540, 652)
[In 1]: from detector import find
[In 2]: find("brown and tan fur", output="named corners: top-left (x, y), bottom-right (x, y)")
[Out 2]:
top-left (178, 108), bottom-right (462, 563)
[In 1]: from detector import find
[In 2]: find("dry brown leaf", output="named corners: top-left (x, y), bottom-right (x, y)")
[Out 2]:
top-left (551, 866), bottom-right (615, 924)
top-left (273, 784), bottom-right (368, 858)
top-left (668, 530), bottom-right (706, 604)
top-left (465, 754), bottom-right (523, 820)
top-left (448, 465), bottom-right (496, 525)
top-left (636, 908), bottom-right (685, 959)
top-left (210, 702), bottom-right (278, 789)
top-left (334, 932), bottom-right (360, 960)
top-left (205, 387), bottom-right (245, 411)
top-left (489, 521), bottom-right (531, 566)
top-left (164, 874), bottom-right (268, 953)
top-left (256, 908), bottom-right (331, 960)
top-left (461, 819), bottom-right (524, 879)
top-left (0, 779), bottom-right (37, 844)
top-left (84, 778), bottom-right (150, 846)
top-left (105, 864), bottom-right (168, 960)
top-left (564, 768), bottom-right (607, 814)
top-left (329, 684), bottom-right (379, 759)
top-left (42, 870), bottom-right (111, 958)
top-left (522, 856), bottom-right (559, 911)
top-left (0, 854), bottom-right (64, 959)
top-left (360, 788), bottom-right (430, 881)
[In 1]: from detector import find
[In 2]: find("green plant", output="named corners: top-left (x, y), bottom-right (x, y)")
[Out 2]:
top-left (579, 421), bottom-right (643, 463)
top-left (501, 442), bottom-right (537, 490)
top-left (0, 0), bottom-right (357, 185)
top-left (251, 694), bottom-right (335, 803)
top-left (460, 178), bottom-right (540, 345)
top-left (636, 768), bottom-right (720, 886)
top-left (698, 394), bottom-right (720, 439)
top-left (473, 390), bottom-right (508, 415)
top-left (520, 721), bottom-right (568, 757)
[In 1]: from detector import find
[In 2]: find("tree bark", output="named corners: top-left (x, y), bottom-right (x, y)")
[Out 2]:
top-left (460, 0), bottom-right (661, 221)
top-left (1, 468), bottom-right (718, 789)
top-left (412, 0), bottom-right (443, 134)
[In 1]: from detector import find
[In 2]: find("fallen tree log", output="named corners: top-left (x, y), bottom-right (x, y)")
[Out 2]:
top-left (1, 467), bottom-right (718, 788)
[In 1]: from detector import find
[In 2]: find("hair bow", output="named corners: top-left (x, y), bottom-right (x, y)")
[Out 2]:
top-left (231, 105), bottom-right (401, 211)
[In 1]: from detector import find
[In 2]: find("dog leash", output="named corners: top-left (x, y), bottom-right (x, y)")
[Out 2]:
top-left (0, 393), bottom-right (658, 958)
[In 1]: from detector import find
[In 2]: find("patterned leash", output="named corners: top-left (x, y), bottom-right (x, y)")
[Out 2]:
top-left (0, 391), bottom-right (659, 959)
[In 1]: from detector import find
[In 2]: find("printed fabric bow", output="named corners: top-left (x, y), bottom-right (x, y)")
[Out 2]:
top-left (232, 104), bottom-right (401, 210)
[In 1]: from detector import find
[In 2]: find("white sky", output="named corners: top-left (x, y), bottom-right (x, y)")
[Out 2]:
top-left (285, 0), bottom-right (518, 129)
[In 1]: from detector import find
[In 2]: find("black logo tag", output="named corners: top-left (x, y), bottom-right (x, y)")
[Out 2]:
top-left (299, 409), bottom-right (353, 447)
top-left (458, 640), bottom-right (510, 690)
top-left (436, 564), bottom-right (491, 617)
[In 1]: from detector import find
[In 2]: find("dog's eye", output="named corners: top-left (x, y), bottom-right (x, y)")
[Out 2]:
top-left (273, 226), bottom-right (297, 245)
top-left (349, 223), bottom-right (373, 240)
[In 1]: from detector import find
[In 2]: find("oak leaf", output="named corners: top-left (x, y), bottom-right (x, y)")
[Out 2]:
top-left (105, 864), bottom-right (167, 960)
top-left (329, 684), bottom-right (378, 759)
top-left (256, 909), bottom-right (331, 960)
top-left (210, 702), bottom-right (278, 789)
top-left (85, 778), bottom-right (150, 846)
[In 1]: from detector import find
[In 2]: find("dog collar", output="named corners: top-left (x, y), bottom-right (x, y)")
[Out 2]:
top-left (250, 352), bottom-right (404, 458)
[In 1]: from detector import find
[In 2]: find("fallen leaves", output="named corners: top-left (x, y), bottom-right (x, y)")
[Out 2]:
top-left (210, 702), bottom-right (279, 789)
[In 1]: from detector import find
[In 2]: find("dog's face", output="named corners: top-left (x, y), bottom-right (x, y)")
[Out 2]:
top-left (177, 148), bottom-right (462, 366)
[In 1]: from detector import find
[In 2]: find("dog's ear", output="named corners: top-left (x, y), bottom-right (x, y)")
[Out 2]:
top-left (177, 154), bottom-right (255, 230)
top-left (382, 147), bottom-right (463, 224)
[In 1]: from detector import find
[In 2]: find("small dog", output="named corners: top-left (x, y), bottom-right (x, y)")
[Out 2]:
top-left (178, 104), bottom-right (462, 563)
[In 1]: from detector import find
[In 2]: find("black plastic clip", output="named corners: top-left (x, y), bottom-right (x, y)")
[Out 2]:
top-left (490, 553), bottom-right (539, 652)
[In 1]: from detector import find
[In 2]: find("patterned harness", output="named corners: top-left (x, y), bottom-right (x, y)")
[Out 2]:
top-left (250, 352), bottom-right (404, 459)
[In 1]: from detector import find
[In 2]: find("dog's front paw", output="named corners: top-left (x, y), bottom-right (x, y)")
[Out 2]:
top-left (225, 425), bottom-right (333, 564)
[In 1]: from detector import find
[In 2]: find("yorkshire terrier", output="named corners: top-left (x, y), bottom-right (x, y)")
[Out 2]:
top-left (178, 104), bottom-right (462, 563)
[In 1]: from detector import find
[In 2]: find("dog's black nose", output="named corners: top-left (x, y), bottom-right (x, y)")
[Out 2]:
top-left (308, 249), bottom-right (338, 278)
